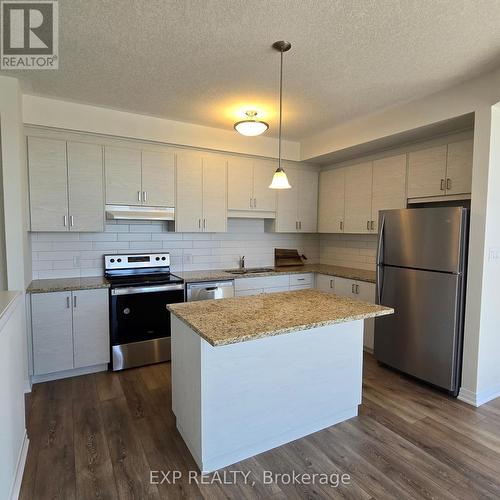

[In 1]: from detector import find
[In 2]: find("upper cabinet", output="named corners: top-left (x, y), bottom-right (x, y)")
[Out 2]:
top-left (28, 137), bottom-right (104, 232)
top-left (105, 146), bottom-right (175, 206)
top-left (318, 168), bottom-right (345, 233)
top-left (227, 158), bottom-right (277, 214)
top-left (407, 139), bottom-right (472, 199)
top-left (273, 168), bottom-right (318, 232)
top-left (318, 154), bottom-right (407, 235)
top-left (176, 151), bottom-right (227, 232)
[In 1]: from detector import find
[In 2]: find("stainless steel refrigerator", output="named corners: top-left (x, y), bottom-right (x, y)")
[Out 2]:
top-left (374, 207), bottom-right (469, 396)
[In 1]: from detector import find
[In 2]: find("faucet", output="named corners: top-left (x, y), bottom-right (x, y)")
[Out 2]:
top-left (239, 256), bottom-right (245, 270)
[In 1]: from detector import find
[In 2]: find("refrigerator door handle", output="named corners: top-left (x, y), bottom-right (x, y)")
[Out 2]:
top-left (376, 215), bottom-right (385, 304)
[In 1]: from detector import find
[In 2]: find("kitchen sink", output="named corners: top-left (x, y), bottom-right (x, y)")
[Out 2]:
top-left (225, 268), bottom-right (275, 275)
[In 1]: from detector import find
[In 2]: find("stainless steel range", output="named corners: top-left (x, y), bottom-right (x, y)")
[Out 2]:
top-left (104, 253), bottom-right (184, 371)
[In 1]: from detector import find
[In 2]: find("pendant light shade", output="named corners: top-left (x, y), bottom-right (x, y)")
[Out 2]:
top-left (234, 111), bottom-right (269, 136)
top-left (269, 40), bottom-right (292, 190)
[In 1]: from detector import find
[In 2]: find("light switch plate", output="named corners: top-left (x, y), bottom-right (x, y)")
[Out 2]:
top-left (488, 247), bottom-right (500, 261)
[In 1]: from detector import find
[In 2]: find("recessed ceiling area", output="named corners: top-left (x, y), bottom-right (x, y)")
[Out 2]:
top-left (3, 0), bottom-right (500, 140)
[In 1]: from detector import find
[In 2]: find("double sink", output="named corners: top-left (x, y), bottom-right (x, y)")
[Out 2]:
top-left (225, 267), bottom-right (275, 275)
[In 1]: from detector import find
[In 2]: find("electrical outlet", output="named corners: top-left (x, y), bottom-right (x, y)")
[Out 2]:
top-left (488, 247), bottom-right (500, 261)
top-left (184, 254), bottom-right (192, 264)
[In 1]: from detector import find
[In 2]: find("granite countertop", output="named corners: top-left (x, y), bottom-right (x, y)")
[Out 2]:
top-left (178, 264), bottom-right (376, 284)
top-left (168, 288), bottom-right (393, 347)
top-left (27, 276), bottom-right (110, 294)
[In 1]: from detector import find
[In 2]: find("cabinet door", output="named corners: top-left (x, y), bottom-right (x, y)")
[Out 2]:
top-left (355, 281), bottom-right (376, 350)
top-left (32, 292), bottom-right (73, 375)
top-left (315, 274), bottom-right (335, 293)
top-left (253, 160), bottom-right (277, 211)
top-left (275, 168), bottom-right (299, 232)
top-left (446, 139), bottom-right (473, 195)
top-left (227, 157), bottom-right (253, 210)
top-left (371, 154), bottom-right (407, 233)
top-left (176, 151), bottom-right (203, 232)
top-left (202, 156), bottom-right (227, 232)
top-left (72, 289), bottom-right (110, 368)
top-left (318, 168), bottom-right (345, 233)
top-left (105, 146), bottom-right (142, 205)
top-left (333, 277), bottom-right (356, 297)
top-left (28, 137), bottom-right (69, 232)
top-left (344, 162), bottom-right (373, 234)
top-left (298, 169), bottom-right (319, 232)
top-left (407, 145), bottom-right (447, 198)
top-left (141, 150), bottom-right (175, 206)
top-left (67, 142), bottom-right (104, 232)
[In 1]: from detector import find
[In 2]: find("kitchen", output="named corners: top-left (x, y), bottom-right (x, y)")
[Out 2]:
top-left (1, 2), bottom-right (500, 499)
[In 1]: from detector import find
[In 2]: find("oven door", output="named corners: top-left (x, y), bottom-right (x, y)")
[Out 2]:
top-left (110, 283), bottom-right (184, 346)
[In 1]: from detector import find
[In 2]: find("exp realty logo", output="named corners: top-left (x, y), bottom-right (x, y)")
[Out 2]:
top-left (1, 0), bottom-right (58, 69)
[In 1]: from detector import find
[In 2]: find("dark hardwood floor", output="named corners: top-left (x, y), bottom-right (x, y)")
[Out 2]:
top-left (20, 353), bottom-right (500, 499)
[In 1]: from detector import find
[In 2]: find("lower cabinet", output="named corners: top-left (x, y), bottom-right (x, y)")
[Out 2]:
top-left (234, 273), bottom-right (314, 297)
top-left (316, 274), bottom-right (376, 350)
top-left (31, 288), bottom-right (109, 376)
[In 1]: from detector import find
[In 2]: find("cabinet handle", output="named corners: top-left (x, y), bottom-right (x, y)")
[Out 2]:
top-left (254, 198), bottom-right (257, 208)
top-left (440, 179), bottom-right (445, 191)
top-left (66, 296), bottom-right (70, 308)
top-left (370, 220), bottom-right (374, 231)
top-left (351, 284), bottom-right (355, 294)
top-left (366, 220), bottom-right (370, 230)
top-left (249, 197), bottom-right (253, 208)
top-left (138, 191), bottom-right (141, 202)
top-left (70, 215), bottom-right (74, 227)
top-left (356, 284), bottom-right (360, 294)
top-left (203, 218), bottom-right (206, 230)
top-left (63, 215), bottom-right (67, 227)
top-left (446, 178), bottom-right (452, 190)
top-left (299, 221), bottom-right (302, 230)
top-left (340, 221), bottom-right (343, 231)
top-left (198, 219), bottom-right (201, 229)
top-left (73, 295), bottom-right (77, 308)
top-left (143, 191), bottom-right (147, 203)
top-left (330, 279), bottom-right (334, 289)
top-left (297, 278), bottom-right (305, 281)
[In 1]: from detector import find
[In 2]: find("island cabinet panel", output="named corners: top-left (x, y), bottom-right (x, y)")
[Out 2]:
top-left (344, 161), bottom-right (373, 234)
top-left (318, 167), bottom-right (345, 233)
top-left (171, 315), bottom-right (363, 474)
top-left (28, 137), bottom-right (69, 232)
top-left (105, 146), bottom-right (142, 205)
top-left (141, 149), bottom-right (175, 207)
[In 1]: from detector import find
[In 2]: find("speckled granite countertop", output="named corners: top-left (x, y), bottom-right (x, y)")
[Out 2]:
top-left (178, 264), bottom-right (376, 284)
top-left (168, 288), bottom-right (393, 346)
top-left (27, 276), bottom-right (110, 294)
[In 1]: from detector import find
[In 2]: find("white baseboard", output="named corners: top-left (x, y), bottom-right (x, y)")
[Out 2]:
top-left (31, 363), bottom-right (108, 384)
top-left (9, 430), bottom-right (29, 500)
top-left (458, 384), bottom-right (500, 407)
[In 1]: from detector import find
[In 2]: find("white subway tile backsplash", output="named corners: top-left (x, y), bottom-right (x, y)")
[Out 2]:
top-left (30, 220), bottom-right (320, 280)
top-left (319, 233), bottom-right (377, 271)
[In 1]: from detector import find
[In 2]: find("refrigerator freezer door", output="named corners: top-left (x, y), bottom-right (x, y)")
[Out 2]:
top-left (374, 266), bottom-right (462, 392)
top-left (378, 207), bottom-right (466, 273)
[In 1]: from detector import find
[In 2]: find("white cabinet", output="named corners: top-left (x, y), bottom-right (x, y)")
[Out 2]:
top-left (371, 154), bottom-right (407, 233)
top-left (31, 289), bottom-right (109, 376)
top-left (446, 139), bottom-right (473, 195)
top-left (28, 137), bottom-right (104, 232)
top-left (227, 158), bottom-right (277, 213)
top-left (344, 162), bottom-right (373, 234)
top-left (105, 146), bottom-right (175, 206)
top-left (318, 168), bottom-right (345, 233)
top-left (72, 289), bottom-right (110, 368)
top-left (315, 273), bottom-right (335, 292)
top-left (274, 169), bottom-right (318, 233)
top-left (234, 273), bottom-right (314, 296)
top-left (407, 141), bottom-right (472, 199)
top-left (141, 150), bottom-right (176, 206)
top-left (176, 151), bottom-right (227, 232)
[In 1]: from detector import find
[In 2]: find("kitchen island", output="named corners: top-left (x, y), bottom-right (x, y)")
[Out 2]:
top-left (168, 289), bottom-right (393, 473)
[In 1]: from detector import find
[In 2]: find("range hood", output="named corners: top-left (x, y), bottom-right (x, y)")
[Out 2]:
top-left (105, 205), bottom-right (175, 221)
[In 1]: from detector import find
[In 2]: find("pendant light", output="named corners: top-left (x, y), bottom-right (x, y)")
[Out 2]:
top-left (234, 110), bottom-right (269, 136)
top-left (269, 40), bottom-right (292, 189)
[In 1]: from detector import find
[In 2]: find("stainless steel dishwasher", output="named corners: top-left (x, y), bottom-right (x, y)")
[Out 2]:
top-left (186, 280), bottom-right (235, 301)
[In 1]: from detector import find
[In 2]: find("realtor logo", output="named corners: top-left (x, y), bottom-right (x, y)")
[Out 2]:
top-left (1, 0), bottom-right (58, 69)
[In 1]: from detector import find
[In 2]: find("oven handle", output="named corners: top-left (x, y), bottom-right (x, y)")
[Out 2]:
top-left (111, 284), bottom-right (184, 295)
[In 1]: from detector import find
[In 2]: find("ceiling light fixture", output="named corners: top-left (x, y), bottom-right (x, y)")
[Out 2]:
top-left (234, 110), bottom-right (269, 136)
top-left (269, 41), bottom-right (292, 189)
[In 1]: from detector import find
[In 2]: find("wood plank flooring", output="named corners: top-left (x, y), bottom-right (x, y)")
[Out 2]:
top-left (20, 353), bottom-right (500, 499)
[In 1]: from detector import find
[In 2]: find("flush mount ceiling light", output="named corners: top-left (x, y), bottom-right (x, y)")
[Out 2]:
top-left (269, 40), bottom-right (292, 189)
top-left (234, 110), bottom-right (269, 136)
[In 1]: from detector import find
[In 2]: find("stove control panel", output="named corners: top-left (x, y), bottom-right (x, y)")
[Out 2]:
top-left (104, 253), bottom-right (170, 270)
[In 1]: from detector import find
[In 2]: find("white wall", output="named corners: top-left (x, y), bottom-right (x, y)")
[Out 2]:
top-left (31, 218), bottom-right (320, 279)
top-left (22, 95), bottom-right (301, 161)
